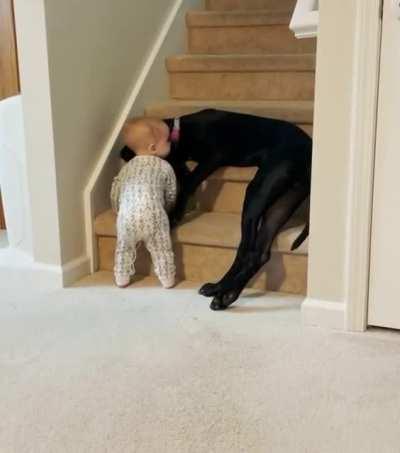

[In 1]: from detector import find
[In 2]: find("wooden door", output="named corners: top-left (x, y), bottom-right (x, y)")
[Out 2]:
top-left (368, 0), bottom-right (400, 328)
top-left (0, 194), bottom-right (5, 229)
top-left (0, 0), bottom-right (19, 100)
top-left (0, 0), bottom-right (19, 229)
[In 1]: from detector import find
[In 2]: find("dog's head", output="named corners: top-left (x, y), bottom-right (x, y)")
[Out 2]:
top-left (120, 146), bottom-right (136, 162)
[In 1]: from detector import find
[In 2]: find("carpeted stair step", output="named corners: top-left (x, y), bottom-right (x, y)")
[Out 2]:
top-left (205, 0), bottom-right (296, 11)
top-left (95, 0), bottom-right (315, 296)
top-left (145, 100), bottom-right (314, 136)
top-left (186, 162), bottom-right (254, 213)
top-left (182, 163), bottom-right (310, 214)
top-left (194, 178), bottom-right (254, 213)
top-left (189, 162), bottom-right (257, 182)
top-left (167, 54), bottom-right (315, 101)
top-left (95, 210), bottom-right (308, 294)
top-left (196, 181), bottom-right (309, 215)
top-left (167, 54), bottom-right (316, 73)
top-left (187, 10), bottom-right (316, 54)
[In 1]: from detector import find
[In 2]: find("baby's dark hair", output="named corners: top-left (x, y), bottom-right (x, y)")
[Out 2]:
top-left (120, 146), bottom-right (135, 162)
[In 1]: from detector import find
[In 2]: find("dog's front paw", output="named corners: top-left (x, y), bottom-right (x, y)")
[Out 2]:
top-left (221, 289), bottom-right (241, 307)
top-left (199, 282), bottom-right (220, 297)
top-left (209, 288), bottom-right (242, 311)
top-left (210, 297), bottom-right (228, 311)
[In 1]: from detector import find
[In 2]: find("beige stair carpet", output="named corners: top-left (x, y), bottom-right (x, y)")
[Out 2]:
top-left (167, 54), bottom-right (316, 101)
top-left (96, 0), bottom-right (315, 296)
top-left (187, 10), bottom-right (316, 54)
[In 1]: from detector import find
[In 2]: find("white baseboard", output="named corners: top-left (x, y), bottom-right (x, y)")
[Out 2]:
top-left (61, 255), bottom-right (90, 287)
top-left (0, 249), bottom-right (62, 290)
top-left (0, 248), bottom-right (89, 290)
top-left (301, 298), bottom-right (346, 330)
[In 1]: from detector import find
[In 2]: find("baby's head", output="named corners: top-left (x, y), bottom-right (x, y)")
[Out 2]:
top-left (122, 117), bottom-right (171, 159)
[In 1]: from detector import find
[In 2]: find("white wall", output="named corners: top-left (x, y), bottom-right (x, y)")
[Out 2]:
top-left (87, 0), bottom-right (201, 271)
top-left (11, 0), bottom-right (202, 283)
top-left (44, 0), bottom-right (179, 265)
top-left (304, 0), bottom-right (359, 327)
top-left (13, 0), bottom-right (63, 267)
top-left (0, 96), bottom-right (32, 254)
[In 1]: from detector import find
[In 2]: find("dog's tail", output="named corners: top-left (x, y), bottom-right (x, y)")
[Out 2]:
top-left (291, 221), bottom-right (309, 251)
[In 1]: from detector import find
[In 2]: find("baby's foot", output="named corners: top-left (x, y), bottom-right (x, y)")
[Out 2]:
top-left (160, 276), bottom-right (175, 289)
top-left (115, 274), bottom-right (131, 288)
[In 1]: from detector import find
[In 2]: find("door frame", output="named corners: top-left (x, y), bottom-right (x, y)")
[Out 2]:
top-left (345, 0), bottom-right (383, 331)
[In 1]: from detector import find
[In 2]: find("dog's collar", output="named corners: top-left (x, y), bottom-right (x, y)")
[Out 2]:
top-left (169, 117), bottom-right (180, 143)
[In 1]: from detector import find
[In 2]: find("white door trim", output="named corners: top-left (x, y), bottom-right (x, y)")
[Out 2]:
top-left (345, 0), bottom-right (382, 331)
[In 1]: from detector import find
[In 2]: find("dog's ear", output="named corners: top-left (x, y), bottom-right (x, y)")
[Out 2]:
top-left (120, 146), bottom-right (135, 162)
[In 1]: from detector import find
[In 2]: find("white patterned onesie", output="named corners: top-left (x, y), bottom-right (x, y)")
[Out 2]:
top-left (110, 155), bottom-right (177, 287)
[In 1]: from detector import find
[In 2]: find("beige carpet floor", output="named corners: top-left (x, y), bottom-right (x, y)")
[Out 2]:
top-left (1, 272), bottom-right (400, 453)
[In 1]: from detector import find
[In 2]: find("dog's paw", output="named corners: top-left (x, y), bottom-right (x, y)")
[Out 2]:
top-left (199, 282), bottom-right (220, 297)
top-left (221, 289), bottom-right (241, 307)
top-left (210, 297), bottom-right (229, 311)
top-left (210, 289), bottom-right (242, 311)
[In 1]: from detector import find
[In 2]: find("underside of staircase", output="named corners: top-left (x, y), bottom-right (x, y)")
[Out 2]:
top-left (94, 0), bottom-right (316, 295)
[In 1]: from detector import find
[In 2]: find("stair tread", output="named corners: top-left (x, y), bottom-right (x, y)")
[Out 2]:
top-left (95, 210), bottom-right (308, 255)
top-left (188, 162), bottom-right (257, 182)
top-left (187, 10), bottom-right (292, 27)
top-left (145, 100), bottom-right (314, 124)
top-left (167, 54), bottom-right (316, 73)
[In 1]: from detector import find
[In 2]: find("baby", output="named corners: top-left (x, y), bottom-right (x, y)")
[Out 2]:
top-left (111, 118), bottom-right (177, 288)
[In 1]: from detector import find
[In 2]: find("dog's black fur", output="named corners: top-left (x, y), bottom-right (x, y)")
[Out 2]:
top-left (120, 109), bottom-right (312, 310)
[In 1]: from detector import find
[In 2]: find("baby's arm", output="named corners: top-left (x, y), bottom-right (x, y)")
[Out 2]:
top-left (164, 163), bottom-right (177, 213)
top-left (110, 175), bottom-right (121, 213)
top-left (111, 165), bottom-right (129, 213)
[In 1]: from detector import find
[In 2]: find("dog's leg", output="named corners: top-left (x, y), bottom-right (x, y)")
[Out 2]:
top-left (169, 156), bottom-right (223, 227)
top-left (199, 167), bottom-right (267, 296)
top-left (200, 161), bottom-right (295, 298)
top-left (210, 182), bottom-right (310, 310)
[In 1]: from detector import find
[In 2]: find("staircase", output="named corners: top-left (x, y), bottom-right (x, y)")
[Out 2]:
top-left (94, 0), bottom-right (316, 294)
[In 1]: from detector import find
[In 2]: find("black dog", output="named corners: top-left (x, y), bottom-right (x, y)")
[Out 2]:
top-left (120, 109), bottom-right (312, 310)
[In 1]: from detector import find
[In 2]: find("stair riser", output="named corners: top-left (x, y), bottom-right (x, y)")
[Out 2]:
top-left (196, 180), bottom-right (246, 213)
top-left (206, 0), bottom-right (296, 11)
top-left (98, 237), bottom-right (307, 295)
top-left (169, 72), bottom-right (315, 101)
top-left (188, 26), bottom-right (316, 55)
top-left (196, 169), bottom-right (312, 213)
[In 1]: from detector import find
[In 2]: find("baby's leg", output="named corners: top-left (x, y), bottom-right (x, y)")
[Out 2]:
top-left (145, 217), bottom-right (176, 289)
top-left (114, 218), bottom-right (137, 288)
